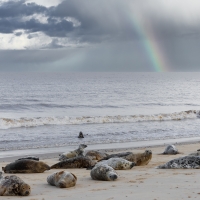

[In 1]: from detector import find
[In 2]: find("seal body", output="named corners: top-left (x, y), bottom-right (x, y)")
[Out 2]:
top-left (2, 159), bottom-right (50, 173)
top-left (101, 152), bottom-right (132, 161)
top-left (51, 156), bottom-right (96, 169)
top-left (96, 158), bottom-right (135, 170)
top-left (85, 150), bottom-right (109, 161)
top-left (162, 145), bottom-right (178, 155)
top-left (157, 156), bottom-right (200, 169)
top-left (90, 164), bottom-right (118, 181)
top-left (123, 150), bottom-right (152, 166)
top-left (59, 144), bottom-right (87, 161)
top-left (16, 156), bottom-right (39, 161)
top-left (47, 171), bottom-right (77, 188)
top-left (0, 175), bottom-right (31, 196)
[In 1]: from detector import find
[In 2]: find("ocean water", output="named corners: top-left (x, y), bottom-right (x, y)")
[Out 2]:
top-left (0, 72), bottom-right (200, 151)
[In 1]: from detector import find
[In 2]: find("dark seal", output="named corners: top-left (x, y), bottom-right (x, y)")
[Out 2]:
top-left (2, 159), bottom-right (50, 173)
top-left (51, 156), bottom-right (96, 169)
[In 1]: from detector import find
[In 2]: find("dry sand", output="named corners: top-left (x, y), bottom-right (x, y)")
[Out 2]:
top-left (1, 142), bottom-right (200, 200)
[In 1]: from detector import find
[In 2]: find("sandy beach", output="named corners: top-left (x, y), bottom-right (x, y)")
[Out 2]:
top-left (1, 141), bottom-right (200, 200)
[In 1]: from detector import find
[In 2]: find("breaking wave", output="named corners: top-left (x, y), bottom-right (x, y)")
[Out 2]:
top-left (0, 110), bottom-right (199, 130)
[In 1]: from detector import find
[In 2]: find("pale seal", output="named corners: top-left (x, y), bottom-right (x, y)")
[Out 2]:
top-left (162, 145), bottom-right (179, 155)
top-left (96, 158), bottom-right (135, 170)
top-left (51, 156), bottom-right (96, 169)
top-left (123, 150), bottom-right (152, 166)
top-left (59, 144), bottom-right (87, 161)
top-left (0, 174), bottom-right (31, 196)
top-left (90, 164), bottom-right (118, 181)
top-left (47, 171), bottom-right (77, 188)
top-left (85, 150), bottom-right (109, 161)
top-left (157, 156), bottom-right (200, 169)
top-left (2, 159), bottom-right (50, 173)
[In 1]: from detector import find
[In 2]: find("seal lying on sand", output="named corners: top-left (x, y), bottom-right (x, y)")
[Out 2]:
top-left (161, 145), bottom-right (179, 155)
top-left (100, 152), bottom-right (133, 161)
top-left (90, 164), bottom-right (118, 181)
top-left (96, 158), bottom-right (135, 170)
top-left (51, 156), bottom-right (96, 169)
top-left (2, 159), bottom-right (50, 173)
top-left (16, 156), bottom-right (39, 161)
top-left (122, 150), bottom-right (152, 166)
top-left (0, 174), bottom-right (31, 196)
top-left (157, 156), bottom-right (200, 169)
top-left (47, 171), bottom-right (77, 188)
top-left (85, 150), bottom-right (109, 161)
top-left (59, 144), bottom-right (87, 161)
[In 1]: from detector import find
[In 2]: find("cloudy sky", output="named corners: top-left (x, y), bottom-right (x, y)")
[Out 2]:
top-left (0, 0), bottom-right (200, 72)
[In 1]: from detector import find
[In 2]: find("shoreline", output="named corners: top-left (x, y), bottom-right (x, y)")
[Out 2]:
top-left (1, 136), bottom-right (200, 162)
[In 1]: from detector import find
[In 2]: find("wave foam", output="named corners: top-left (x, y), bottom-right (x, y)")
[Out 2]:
top-left (0, 110), bottom-right (198, 129)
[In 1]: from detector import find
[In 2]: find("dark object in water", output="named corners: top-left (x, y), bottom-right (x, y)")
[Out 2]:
top-left (78, 131), bottom-right (84, 138)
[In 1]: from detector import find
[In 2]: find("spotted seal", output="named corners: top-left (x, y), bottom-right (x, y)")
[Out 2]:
top-left (162, 145), bottom-right (179, 155)
top-left (157, 156), bottom-right (200, 169)
top-left (47, 171), bottom-right (77, 188)
top-left (85, 150), bottom-right (109, 161)
top-left (59, 144), bottom-right (87, 161)
top-left (96, 158), bottom-right (135, 170)
top-left (2, 159), bottom-right (50, 173)
top-left (51, 156), bottom-right (96, 169)
top-left (90, 164), bottom-right (118, 181)
top-left (0, 174), bottom-right (31, 196)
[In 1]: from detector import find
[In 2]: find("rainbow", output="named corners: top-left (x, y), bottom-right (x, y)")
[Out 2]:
top-left (130, 14), bottom-right (169, 72)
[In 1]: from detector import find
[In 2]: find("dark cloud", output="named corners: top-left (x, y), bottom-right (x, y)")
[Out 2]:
top-left (0, 0), bottom-right (47, 18)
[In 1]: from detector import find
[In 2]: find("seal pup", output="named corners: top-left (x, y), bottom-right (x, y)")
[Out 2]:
top-left (0, 174), bottom-right (31, 196)
top-left (59, 144), bottom-right (87, 161)
top-left (2, 159), bottom-right (50, 173)
top-left (85, 150), bottom-right (109, 161)
top-left (157, 156), bottom-right (200, 169)
top-left (16, 156), bottom-right (39, 161)
top-left (51, 156), bottom-right (96, 169)
top-left (78, 131), bottom-right (84, 138)
top-left (161, 145), bottom-right (179, 155)
top-left (47, 171), bottom-right (77, 188)
top-left (90, 164), bottom-right (118, 181)
top-left (96, 158), bottom-right (135, 170)
top-left (123, 150), bottom-right (152, 166)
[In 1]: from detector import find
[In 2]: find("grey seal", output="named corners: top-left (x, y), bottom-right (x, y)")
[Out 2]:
top-left (85, 150), bottom-right (109, 161)
top-left (157, 156), bottom-right (200, 169)
top-left (90, 164), bottom-right (118, 181)
top-left (162, 145), bottom-right (179, 155)
top-left (47, 171), bottom-right (77, 188)
top-left (0, 174), bottom-right (31, 196)
top-left (96, 158), bottom-right (135, 170)
top-left (51, 156), bottom-right (96, 169)
top-left (59, 144), bottom-right (87, 161)
top-left (2, 159), bottom-right (50, 173)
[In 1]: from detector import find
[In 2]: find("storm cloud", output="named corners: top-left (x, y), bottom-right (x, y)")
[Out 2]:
top-left (1, 0), bottom-right (200, 71)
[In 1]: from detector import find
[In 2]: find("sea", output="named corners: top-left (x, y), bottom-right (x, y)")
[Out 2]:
top-left (0, 72), bottom-right (200, 151)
